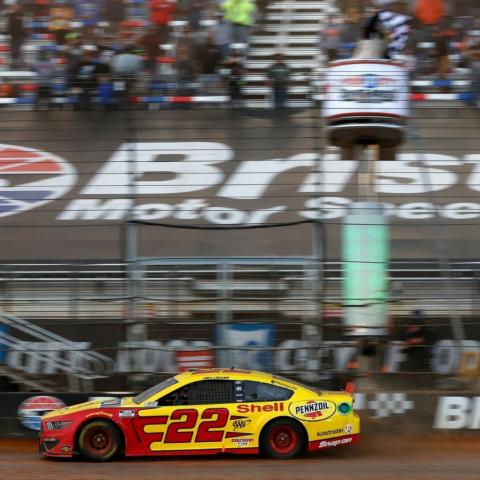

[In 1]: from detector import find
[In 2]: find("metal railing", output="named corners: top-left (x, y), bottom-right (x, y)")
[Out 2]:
top-left (0, 259), bottom-right (479, 390)
top-left (0, 260), bottom-right (479, 321)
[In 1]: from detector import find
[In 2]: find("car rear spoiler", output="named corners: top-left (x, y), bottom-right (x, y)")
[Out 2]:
top-left (344, 382), bottom-right (356, 395)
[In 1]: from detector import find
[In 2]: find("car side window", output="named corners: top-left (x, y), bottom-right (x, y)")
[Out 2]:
top-left (241, 381), bottom-right (293, 402)
top-left (157, 380), bottom-right (236, 406)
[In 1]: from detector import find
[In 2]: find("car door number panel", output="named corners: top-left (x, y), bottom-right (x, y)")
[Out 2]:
top-left (138, 408), bottom-right (230, 449)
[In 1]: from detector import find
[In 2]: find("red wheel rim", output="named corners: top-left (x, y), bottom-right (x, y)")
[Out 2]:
top-left (268, 425), bottom-right (298, 455)
top-left (83, 426), bottom-right (114, 456)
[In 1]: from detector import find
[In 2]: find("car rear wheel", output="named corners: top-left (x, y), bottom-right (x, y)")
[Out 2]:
top-left (261, 419), bottom-right (305, 460)
top-left (78, 420), bottom-right (121, 461)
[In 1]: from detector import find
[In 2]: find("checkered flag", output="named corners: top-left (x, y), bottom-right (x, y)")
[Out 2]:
top-left (368, 393), bottom-right (414, 418)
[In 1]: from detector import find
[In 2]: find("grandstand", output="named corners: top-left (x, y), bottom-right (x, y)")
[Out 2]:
top-left (0, 0), bottom-right (478, 107)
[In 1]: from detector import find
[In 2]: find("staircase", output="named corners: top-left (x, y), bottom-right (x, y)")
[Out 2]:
top-left (0, 364), bottom-right (64, 392)
top-left (244, 0), bottom-right (336, 108)
top-left (0, 310), bottom-right (113, 392)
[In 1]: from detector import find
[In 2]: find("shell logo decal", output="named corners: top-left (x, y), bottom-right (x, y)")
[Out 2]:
top-left (289, 400), bottom-right (337, 422)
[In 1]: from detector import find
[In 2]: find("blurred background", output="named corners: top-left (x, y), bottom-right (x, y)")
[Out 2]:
top-left (0, 0), bottom-right (480, 407)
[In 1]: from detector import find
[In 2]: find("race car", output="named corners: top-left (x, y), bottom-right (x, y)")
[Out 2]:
top-left (39, 368), bottom-right (360, 461)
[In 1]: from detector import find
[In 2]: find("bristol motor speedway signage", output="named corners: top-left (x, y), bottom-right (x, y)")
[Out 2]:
top-left (2, 110), bottom-right (480, 260)
top-left (0, 144), bottom-right (75, 217)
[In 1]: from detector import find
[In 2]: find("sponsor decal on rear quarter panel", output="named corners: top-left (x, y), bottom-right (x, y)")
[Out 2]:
top-left (289, 400), bottom-right (336, 422)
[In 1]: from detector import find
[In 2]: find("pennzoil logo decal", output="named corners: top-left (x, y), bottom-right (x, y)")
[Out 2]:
top-left (289, 400), bottom-right (336, 422)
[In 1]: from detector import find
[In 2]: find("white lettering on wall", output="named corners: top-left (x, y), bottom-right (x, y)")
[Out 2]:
top-left (82, 142), bottom-right (233, 196)
top-left (434, 397), bottom-right (470, 429)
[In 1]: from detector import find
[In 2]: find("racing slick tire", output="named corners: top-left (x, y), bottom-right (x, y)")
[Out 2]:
top-left (77, 420), bottom-right (122, 461)
top-left (260, 419), bottom-right (306, 460)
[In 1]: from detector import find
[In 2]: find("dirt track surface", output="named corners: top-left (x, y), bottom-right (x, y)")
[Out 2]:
top-left (1, 437), bottom-right (480, 480)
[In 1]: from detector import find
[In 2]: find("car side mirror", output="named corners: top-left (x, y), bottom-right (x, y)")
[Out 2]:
top-left (144, 401), bottom-right (158, 408)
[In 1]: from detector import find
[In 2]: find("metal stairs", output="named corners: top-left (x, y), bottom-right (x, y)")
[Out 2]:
top-left (244, 0), bottom-right (336, 108)
top-left (0, 310), bottom-right (113, 392)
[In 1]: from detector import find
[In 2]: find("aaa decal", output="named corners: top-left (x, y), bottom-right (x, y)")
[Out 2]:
top-left (232, 419), bottom-right (251, 430)
top-left (0, 144), bottom-right (76, 218)
top-left (289, 400), bottom-right (336, 422)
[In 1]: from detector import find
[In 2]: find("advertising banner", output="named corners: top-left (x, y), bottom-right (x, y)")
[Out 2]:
top-left (216, 323), bottom-right (275, 371)
top-left (1, 110), bottom-right (480, 260)
top-left (3, 391), bottom-right (480, 439)
top-left (323, 60), bottom-right (409, 119)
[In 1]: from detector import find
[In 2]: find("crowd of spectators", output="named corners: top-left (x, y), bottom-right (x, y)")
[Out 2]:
top-left (1, 0), bottom-right (480, 108)
top-left (325, 0), bottom-right (480, 81)
top-left (0, 0), bottom-right (260, 108)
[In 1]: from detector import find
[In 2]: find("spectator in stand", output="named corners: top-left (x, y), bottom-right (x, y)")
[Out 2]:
top-left (139, 26), bottom-right (161, 75)
top-left (319, 14), bottom-right (342, 62)
top-left (195, 32), bottom-right (223, 95)
top-left (149, 0), bottom-right (176, 45)
top-left (175, 24), bottom-right (202, 53)
top-left (414, 3), bottom-right (458, 77)
top-left (209, 12), bottom-right (232, 58)
top-left (104, 0), bottom-right (126, 35)
top-left (402, 309), bottom-right (433, 373)
top-left (414, 0), bottom-right (444, 28)
top-left (185, 0), bottom-right (206, 31)
top-left (221, 0), bottom-right (256, 45)
top-left (338, 4), bottom-right (363, 58)
top-left (223, 49), bottom-right (244, 107)
top-left (49, 5), bottom-right (74, 45)
top-left (462, 26), bottom-right (480, 108)
top-left (34, 0), bottom-right (50, 20)
top-left (64, 36), bottom-right (84, 81)
top-left (111, 45), bottom-right (144, 107)
top-left (111, 45), bottom-right (144, 83)
top-left (71, 49), bottom-right (108, 109)
top-left (266, 52), bottom-right (290, 109)
top-left (34, 49), bottom-right (56, 108)
top-left (7, 4), bottom-right (26, 69)
top-left (432, 16), bottom-right (457, 80)
top-left (174, 44), bottom-right (196, 95)
top-left (0, 80), bottom-right (14, 99)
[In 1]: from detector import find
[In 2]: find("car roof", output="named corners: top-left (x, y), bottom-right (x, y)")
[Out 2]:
top-left (177, 368), bottom-right (274, 383)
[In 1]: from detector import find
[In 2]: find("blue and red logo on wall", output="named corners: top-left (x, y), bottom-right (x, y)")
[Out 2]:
top-left (0, 144), bottom-right (76, 218)
top-left (18, 395), bottom-right (66, 431)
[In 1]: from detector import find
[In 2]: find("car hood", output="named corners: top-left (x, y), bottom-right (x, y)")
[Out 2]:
top-left (42, 397), bottom-right (137, 419)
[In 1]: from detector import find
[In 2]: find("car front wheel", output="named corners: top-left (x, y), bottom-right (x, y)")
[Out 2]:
top-left (77, 420), bottom-right (121, 461)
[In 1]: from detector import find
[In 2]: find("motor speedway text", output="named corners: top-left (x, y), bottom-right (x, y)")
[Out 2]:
top-left (44, 142), bottom-right (480, 223)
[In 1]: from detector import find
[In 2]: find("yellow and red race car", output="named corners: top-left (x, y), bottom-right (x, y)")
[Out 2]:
top-left (39, 369), bottom-right (360, 461)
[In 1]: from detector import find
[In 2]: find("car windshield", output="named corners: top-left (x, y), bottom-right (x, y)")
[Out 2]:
top-left (133, 377), bottom-right (179, 404)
